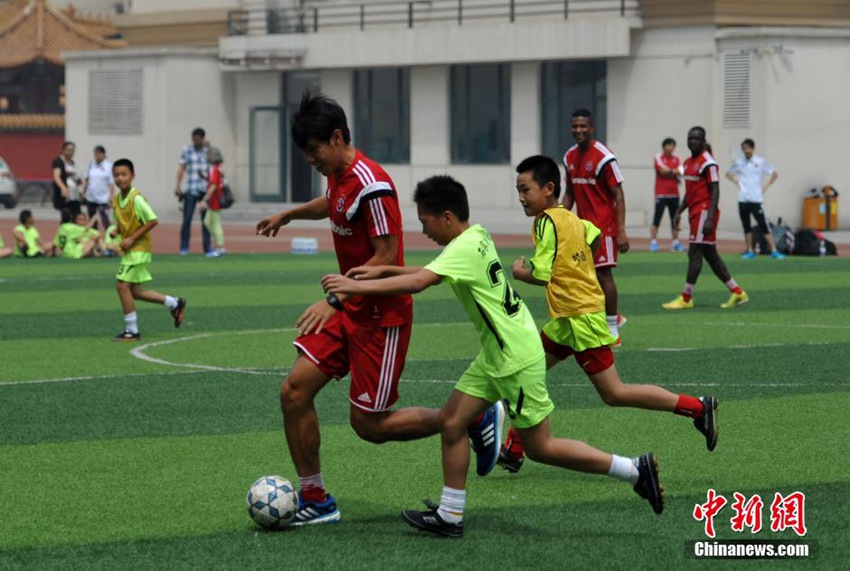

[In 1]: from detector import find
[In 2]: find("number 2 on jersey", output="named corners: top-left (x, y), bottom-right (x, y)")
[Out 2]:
top-left (487, 261), bottom-right (521, 316)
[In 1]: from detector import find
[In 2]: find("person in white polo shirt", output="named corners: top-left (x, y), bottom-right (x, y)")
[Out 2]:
top-left (81, 145), bottom-right (114, 229)
top-left (725, 138), bottom-right (784, 259)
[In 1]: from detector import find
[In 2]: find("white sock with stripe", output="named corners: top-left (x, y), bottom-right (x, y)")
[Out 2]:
top-left (608, 455), bottom-right (640, 485)
top-left (164, 295), bottom-right (179, 310)
top-left (124, 312), bottom-right (138, 334)
top-left (437, 486), bottom-right (466, 524)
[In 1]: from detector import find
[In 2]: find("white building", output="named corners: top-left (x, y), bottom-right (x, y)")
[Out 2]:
top-left (64, 0), bottom-right (850, 232)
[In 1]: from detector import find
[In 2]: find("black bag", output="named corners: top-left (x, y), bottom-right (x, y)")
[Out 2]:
top-left (219, 183), bottom-right (234, 209)
top-left (793, 229), bottom-right (838, 256)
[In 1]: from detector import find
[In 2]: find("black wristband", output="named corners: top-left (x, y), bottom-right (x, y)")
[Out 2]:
top-left (326, 293), bottom-right (343, 311)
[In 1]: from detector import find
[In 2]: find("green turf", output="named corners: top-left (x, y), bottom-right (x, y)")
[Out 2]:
top-left (1, 251), bottom-right (847, 569)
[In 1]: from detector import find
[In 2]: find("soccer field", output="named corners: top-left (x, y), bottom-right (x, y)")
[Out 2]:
top-left (1, 250), bottom-right (847, 569)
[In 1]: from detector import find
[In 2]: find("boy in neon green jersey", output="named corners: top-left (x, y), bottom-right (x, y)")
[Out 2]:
top-left (111, 158), bottom-right (186, 341)
top-left (322, 175), bottom-right (664, 538)
top-left (13, 210), bottom-right (50, 258)
top-left (53, 211), bottom-right (103, 259)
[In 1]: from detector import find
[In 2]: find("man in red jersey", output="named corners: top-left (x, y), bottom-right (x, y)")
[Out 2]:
top-left (650, 137), bottom-right (685, 253)
top-left (663, 126), bottom-right (748, 310)
top-left (256, 93), bottom-right (502, 526)
top-left (563, 109), bottom-right (628, 344)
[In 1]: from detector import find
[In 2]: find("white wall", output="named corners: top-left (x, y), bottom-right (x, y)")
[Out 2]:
top-left (129, 0), bottom-right (241, 13)
top-left (233, 70), bottom-right (281, 201)
top-left (65, 49), bottom-right (235, 218)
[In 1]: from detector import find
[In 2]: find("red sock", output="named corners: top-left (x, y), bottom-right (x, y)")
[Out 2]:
top-left (682, 283), bottom-right (694, 303)
top-left (674, 395), bottom-right (704, 418)
top-left (682, 292), bottom-right (692, 303)
top-left (504, 427), bottom-right (526, 456)
top-left (726, 278), bottom-right (743, 295)
top-left (301, 487), bottom-right (326, 503)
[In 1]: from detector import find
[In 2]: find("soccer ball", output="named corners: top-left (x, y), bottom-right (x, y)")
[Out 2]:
top-left (246, 475), bottom-right (298, 529)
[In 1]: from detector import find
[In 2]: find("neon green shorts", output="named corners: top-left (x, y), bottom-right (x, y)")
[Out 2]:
top-left (116, 262), bottom-right (152, 283)
top-left (541, 311), bottom-right (616, 353)
top-left (455, 356), bottom-right (553, 429)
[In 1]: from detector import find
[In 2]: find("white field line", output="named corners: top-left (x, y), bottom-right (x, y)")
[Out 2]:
top-left (648, 341), bottom-right (835, 352)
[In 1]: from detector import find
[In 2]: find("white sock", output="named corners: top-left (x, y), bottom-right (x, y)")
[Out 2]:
top-left (608, 455), bottom-right (640, 485)
top-left (606, 315), bottom-right (619, 338)
top-left (298, 473), bottom-right (324, 491)
top-left (164, 295), bottom-right (179, 310)
top-left (124, 311), bottom-right (139, 334)
top-left (437, 486), bottom-right (466, 524)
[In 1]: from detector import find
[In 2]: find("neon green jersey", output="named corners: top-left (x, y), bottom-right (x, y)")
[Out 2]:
top-left (116, 189), bottom-right (157, 266)
top-left (13, 224), bottom-right (40, 257)
top-left (425, 224), bottom-right (544, 377)
top-left (53, 223), bottom-right (97, 259)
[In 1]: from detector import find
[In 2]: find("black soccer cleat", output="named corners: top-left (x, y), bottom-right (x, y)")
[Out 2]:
top-left (633, 453), bottom-right (664, 515)
top-left (171, 297), bottom-right (187, 328)
top-left (694, 396), bottom-right (719, 452)
top-left (401, 499), bottom-right (464, 539)
top-left (112, 330), bottom-right (140, 342)
top-left (497, 446), bottom-right (525, 474)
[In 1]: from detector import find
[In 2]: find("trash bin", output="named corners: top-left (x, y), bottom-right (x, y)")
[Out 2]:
top-left (802, 186), bottom-right (839, 230)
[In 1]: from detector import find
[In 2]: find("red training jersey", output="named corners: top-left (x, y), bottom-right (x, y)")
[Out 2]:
top-left (326, 150), bottom-right (412, 327)
top-left (563, 140), bottom-right (624, 232)
top-left (654, 153), bottom-right (680, 198)
top-left (682, 151), bottom-right (719, 212)
top-left (208, 164), bottom-right (223, 210)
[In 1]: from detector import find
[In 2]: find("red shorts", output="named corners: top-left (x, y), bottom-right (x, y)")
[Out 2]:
top-left (689, 208), bottom-right (720, 245)
top-left (293, 312), bottom-right (412, 413)
top-left (594, 228), bottom-right (618, 269)
top-left (540, 331), bottom-right (615, 375)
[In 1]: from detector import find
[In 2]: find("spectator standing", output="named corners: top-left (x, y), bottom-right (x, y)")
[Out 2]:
top-left (650, 138), bottom-right (685, 253)
top-left (725, 139), bottom-right (784, 259)
top-left (52, 141), bottom-right (81, 217)
top-left (174, 128), bottom-right (211, 255)
top-left (201, 147), bottom-right (226, 257)
top-left (81, 145), bottom-right (114, 229)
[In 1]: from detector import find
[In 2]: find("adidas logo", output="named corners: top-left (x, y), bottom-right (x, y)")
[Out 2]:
top-left (599, 255), bottom-right (607, 262)
top-left (357, 392), bottom-right (372, 403)
top-left (480, 424), bottom-right (495, 446)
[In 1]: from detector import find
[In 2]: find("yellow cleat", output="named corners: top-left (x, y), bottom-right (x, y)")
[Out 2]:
top-left (662, 295), bottom-right (694, 310)
top-left (719, 291), bottom-right (749, 309)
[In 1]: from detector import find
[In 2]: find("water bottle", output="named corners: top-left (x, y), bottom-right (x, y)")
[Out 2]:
top-left (819, 240), bottom-right (827, 257)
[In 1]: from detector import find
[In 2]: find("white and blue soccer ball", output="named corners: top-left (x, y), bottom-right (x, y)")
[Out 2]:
top-left (246, 475), bottom-right (298, 530)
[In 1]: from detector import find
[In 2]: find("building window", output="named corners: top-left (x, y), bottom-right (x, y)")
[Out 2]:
top-left (88, 68), bottom-right (143, 135)
top-left (541, 61), bottom-right (606, 159)
top-left (354, 68), bottom-right (410, 164)
top-left (450, 64), bottom-right (510, 164)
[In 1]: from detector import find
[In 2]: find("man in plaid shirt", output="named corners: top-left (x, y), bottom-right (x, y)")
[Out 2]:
top-left (175, 127), bottom-right (212, 255)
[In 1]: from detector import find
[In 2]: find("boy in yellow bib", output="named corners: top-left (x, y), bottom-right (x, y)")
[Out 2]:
top-left (111, 158), bottom-right (186, 341)
top-left (499, 156), bottom-right (720, 473)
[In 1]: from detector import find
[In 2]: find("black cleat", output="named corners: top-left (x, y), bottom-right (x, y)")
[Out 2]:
top-left (633, 453), bottom-right (664, 515)
top-left (401, 499), bottom-right (464, 539)
top-left (694, 396), bottom-right (719, 452)
top-left (497, 446), bottom-right (525, 473)
top-left (112, 330), bottom-right (140, 342)
top-left (171, 297), bottom-right (187, 328)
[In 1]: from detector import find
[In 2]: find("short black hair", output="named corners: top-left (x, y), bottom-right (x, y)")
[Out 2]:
top-left (19, 209), bottom-right (32, 224)
top-left (291, 92), bottom-right (351, 150)
top-left (113, 158), bottom-right (134, 174)
top-left (742, 138), bottom-right (755, 148)
top-left (62, 141), bottom-right (75, 150)
top-left (516, 155), bottom-right (561, 199)
top-left (94, 145), bottom-right (106, 154)
top-left (689, 126), bottom-right (706, 139)
top-left (192, 128), bottom-right (206, 138)
top-left (413, 175), bottom-right (469, 222)
top-left (572, 108), bottom-right (593, 123)
top-left (662, 137), bottom-right (676, 147)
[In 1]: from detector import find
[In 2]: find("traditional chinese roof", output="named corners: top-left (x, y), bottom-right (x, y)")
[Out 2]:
top-left (0, 0), bottom-right (126, 69)
top-left (0, 113), bottom-right (64, 130)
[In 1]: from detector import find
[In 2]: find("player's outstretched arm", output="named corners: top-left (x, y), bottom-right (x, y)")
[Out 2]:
top-left (323, 268), bottom-right (441, 297)
top-left (345, 265), bottom-right (423, 280)
top-left (256, 196), bottom-right (328, 237)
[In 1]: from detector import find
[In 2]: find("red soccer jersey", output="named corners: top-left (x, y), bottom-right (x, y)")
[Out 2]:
top-left (564, 140), bottom-right (624, 232)
top-left (654, 153), bottom-right (680, 198)
top-left (682, 150), bottom-right (719, 211)
top-left (326, 150), bottom-right (412, 326)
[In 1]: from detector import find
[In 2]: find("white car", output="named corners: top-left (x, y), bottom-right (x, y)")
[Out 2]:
top-left (0, 156), bottom-right (17, 208)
